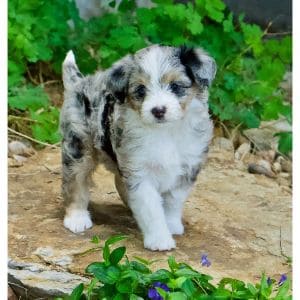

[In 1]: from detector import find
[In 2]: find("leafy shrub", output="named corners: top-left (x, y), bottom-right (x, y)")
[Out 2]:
top-left (8, 0), bottom-right (80, 144)
top-left (61, 235), bottom-right (292, 299)
top-left (8, 0), bottom-right (292, 152)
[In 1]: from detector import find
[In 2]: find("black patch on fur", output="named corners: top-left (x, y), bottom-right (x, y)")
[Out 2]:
top-left (198, 78), bottom-right (209, 87)
top-left (111, 66), bottom-right (125, 79)
top-left (70, 133), bottom-right (84, 159)
top-left (76, 71), bottom-right (83, 78)
top-left (178, 46), bottom-right (202, 83)
top-left (115, 90), bottom-right (126, 104)
top-left (134, 84), bottom-right (146, 100)
top-left (109, 66), bottom-right (128, 104)
top-left (101, 95), bottom-right (117, 162)
top-left (190, 166), bottom-right (201, 182)
top-left (76, 92), bottom-right (91, 117)
top-left (62, 152), bottom-right (72, 166)
top-left (169, 82), bottom-right (186, 97)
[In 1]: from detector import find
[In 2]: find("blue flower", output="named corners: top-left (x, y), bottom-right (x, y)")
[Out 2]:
top-left (201, 254), bottom-right (211, 267)
top-left (148, 288), bottom-right (163, 300)
top-left (267, 277), bottom-right (272, 286)
top-left (148, 282), bottom-right (170, 299)
top-left (153, 282), bottom-right (170, 292)
top-left (278, 274), bottom-right (287, 286)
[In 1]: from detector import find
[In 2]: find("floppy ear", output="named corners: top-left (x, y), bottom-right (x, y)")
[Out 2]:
top-left (106, 55), bottom-right (133, 103)
top-left (62, 50), bottom-right (83, 90)
top-left (178, 46), bottom-right (217, 88)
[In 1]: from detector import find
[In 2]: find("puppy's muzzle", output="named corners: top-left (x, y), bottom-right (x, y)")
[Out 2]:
top-left (151, 106), bottom-right (166, 120)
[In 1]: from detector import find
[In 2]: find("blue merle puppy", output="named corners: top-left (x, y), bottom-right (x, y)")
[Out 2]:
top-left (60, 45), bottom-right (216, 251)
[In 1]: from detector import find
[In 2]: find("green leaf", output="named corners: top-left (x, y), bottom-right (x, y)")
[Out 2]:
top-left (169, 291), bottom-right (188, 300)
top-left (133, 256), bottom-right (150, 265)
top-left (86, 263), bottom-right (120, 284)
top-left (69, 283), bottom-right (84, 300)
top-left (149, 269), bottom-right (172, 281)
top-left (8, 86), bottom-right (49, 111)
top-left (110, 247), bottom-right (126, 265)
top-left (129, 295), bottom-right (143, 300)
top-left (91, 235), bottom-right (100, 244)
top-left (116, 278), bottom-right (134, 294)
top-left (223, 13), bottom-right (234, 33)
top-left (105, 235), bottom-right (128, 246)
top-left (247, 283), bottom-right (258, 296)
top-left (86, 278), bottom-right (98, 299)
top-left (30, 106), bottom-right (60, 144)
top-left (168, 256), bottom-right (178, 272)
top-left (181, 278), bottom-right (197, 297)
top-left (239, 109), bottom-right (260, 128)
top-left (129, 261), bottom-right (151, 274)
top-left (103, 244), bottom-right (110, 264)
top-left (174, 268), bottom-right (201, 278)
top-left (113, 293), bottom-right (125, 300)
top-left (276, 132), bottom-right (292, 154)
top-left (187, 12), bottom-right (203, 35)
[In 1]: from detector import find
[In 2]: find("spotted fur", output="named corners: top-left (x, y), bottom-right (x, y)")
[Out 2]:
top-left (60, 45), bottom-right (216, 251)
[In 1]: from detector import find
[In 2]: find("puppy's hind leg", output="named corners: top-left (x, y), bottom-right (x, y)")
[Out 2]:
top-left (61, 134), bottom-right (95, 233)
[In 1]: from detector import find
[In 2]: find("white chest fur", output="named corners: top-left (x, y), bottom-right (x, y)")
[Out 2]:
top-left (113, 99), bottom-right (213, 192)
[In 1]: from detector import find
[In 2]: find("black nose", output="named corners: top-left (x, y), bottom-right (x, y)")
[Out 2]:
top-left (151, 106), bottom-right (166, 119)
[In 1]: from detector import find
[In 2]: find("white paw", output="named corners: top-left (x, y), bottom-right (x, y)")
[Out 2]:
top-left (64, 209), bottom-right (93, 233)
top-left (144, 233), bottom-right (176, 251)
top-left (167, 220), bottom-right (184, 235)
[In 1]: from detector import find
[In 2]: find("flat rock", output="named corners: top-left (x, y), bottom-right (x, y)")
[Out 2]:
top-left (8, 147), bottom-right (292, 298)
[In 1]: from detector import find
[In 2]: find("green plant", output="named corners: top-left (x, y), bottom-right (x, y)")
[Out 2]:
top-left (62, 235), bottom-right (292, 299)
top-left (8, 0), bottom-right (292, 152)
top-left (8, 0), bottom-right (80, 144)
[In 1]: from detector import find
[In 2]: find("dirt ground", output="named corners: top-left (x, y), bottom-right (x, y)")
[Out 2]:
top-left (8, 145), bottom-right (292, 297)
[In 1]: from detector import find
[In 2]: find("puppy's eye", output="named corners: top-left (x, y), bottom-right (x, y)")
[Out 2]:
top-left (170, 82), bottom-right (185, 97)
top-left (134, 85), bottom-right (146, 99)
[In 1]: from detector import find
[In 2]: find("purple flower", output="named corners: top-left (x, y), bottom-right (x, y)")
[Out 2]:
top-left (153, 282), bottom-right (170, 292)
top-left (148, 282), bottom-right (170, 300)
top-left (148, 288), bottom-right (163, 300)
top-left (201, 254), bottom-right (211, 267)
top-left (267, 277), bottom-right (272, 286)
top-left (278, 274), bottom-right (287, 286)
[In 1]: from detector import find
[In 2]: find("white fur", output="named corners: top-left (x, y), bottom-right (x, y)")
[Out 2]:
top-left (113, 99), bottom-right (213, 250)
top-left (63, 209), bottom-right (93, 233)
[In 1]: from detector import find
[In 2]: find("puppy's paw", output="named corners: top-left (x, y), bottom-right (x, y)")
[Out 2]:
top-left (167, 221), bottom-right (184, 235)
top-left (64, 209), bottom-right (93, 233)
top-left (144, 233), bottom-right (176, 251)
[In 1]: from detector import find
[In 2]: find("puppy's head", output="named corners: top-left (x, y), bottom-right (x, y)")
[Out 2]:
top-left (107, 45), bottom-right (216, 125)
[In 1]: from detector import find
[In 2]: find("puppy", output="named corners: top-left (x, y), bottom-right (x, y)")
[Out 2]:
top-left (60, 45), bottom-right (216, 251)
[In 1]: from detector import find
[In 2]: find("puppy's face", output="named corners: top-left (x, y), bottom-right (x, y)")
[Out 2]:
top-left (108, 45), bottom-right (216, 125)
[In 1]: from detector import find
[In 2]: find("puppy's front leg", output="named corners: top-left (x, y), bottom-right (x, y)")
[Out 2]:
top-left (163, 186), bottom-right (191, 235)
top-left (127, 180), bottom-right (175, 251)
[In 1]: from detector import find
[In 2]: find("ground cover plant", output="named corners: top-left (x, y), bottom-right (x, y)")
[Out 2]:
top-left (60, 235), bottom-right (292, 299)
top-left (8, 0), bottom-right (292, 152)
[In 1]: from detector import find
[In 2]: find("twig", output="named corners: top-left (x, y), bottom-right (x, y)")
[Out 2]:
top-left (217, 121), bottom-right (231, 139)
top-left (38, 61), bottom-right (44, 84)
top-left (7, 127), bottom-right (59, 148)
top-left (8, 172), bottom-right (40, 176)
top-left (43, 164), bottom-right (60, 175)
top-left (8, 115), bottom-right (39, 123)
top-left (26, 67), bottom-right (39, 85)
top-left (265, 31), bottom-right (291, 37)
top-left (73, 246), bottom-right (103, 257)
top-left (42, 80), bottom-right (61, 86)
top-left (8, 281), bottom-right (28, 299)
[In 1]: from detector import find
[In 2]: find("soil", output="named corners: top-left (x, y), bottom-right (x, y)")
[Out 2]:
top-left (8, 145), bottom-right (292, 296)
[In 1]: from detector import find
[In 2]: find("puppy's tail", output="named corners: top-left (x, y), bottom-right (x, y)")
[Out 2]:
top-left (62, 50), bottom-right (83, 90)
